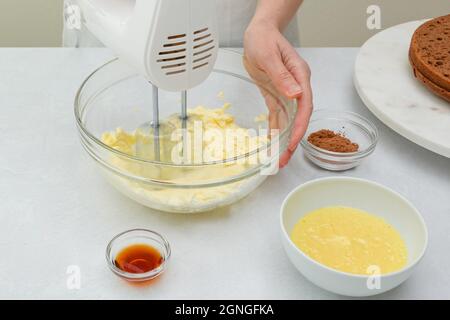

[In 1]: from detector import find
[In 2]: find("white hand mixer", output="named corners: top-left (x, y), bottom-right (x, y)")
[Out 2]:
top-left (78, 0), bottom-right (219, 160)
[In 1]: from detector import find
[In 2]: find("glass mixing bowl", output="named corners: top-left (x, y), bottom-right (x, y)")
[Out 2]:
top-left (75, 50), bottom-right (296, 213)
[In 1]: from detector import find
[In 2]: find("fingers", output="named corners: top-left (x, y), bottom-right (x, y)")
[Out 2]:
top-left (244, 55), bottom-right (284, 133)
top-left (263, 41), bottom-right (313, 155)
top-left (265, 93), bottom-right (281, 132)
top-left (288, 84), bottom-right (313, 152)
top-left (280, 44), bottom-right (314, 152)
top-left (261, 50), bottom-right (303, 100)
top-left (243, 55), bottom-right (269, 86)
top-left (244, 38), bottom-right (313, 168)
top-left (279, 148), bottom-right (295, 168)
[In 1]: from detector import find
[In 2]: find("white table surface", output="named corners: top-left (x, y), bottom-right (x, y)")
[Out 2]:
top-left (0, 48), bottom-right (449, 300)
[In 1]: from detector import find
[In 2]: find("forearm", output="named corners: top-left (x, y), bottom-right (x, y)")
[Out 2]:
top-left (252, 0), bottom-right (303, 31)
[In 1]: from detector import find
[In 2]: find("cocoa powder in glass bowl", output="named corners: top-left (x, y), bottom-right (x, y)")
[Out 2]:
top-left (300, 110), bottom-right (378, 171)
top-left (307, 129), bottom-right (359, 153)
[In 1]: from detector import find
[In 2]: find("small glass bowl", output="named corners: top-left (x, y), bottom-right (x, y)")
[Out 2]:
top-left (300, 109), bottom-right (378, 171)
top-left (106, 229), bottom-right (171, 282)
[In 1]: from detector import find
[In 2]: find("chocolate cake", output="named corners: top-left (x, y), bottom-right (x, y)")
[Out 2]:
top-left (409, 14), bottom-right (450, 102)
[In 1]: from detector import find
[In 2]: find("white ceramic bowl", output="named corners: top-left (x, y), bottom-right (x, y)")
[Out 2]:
top-left (280, 177), bottom-right (428, 297)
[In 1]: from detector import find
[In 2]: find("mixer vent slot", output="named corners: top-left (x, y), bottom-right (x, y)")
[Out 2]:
top-left (166, 69), bottom-right (186, 75)
top-left (191, 28), bottom-right (215, 71)
top-left (194, 34), bottom-right (212, 42)
top-left (193, 62), bottom-right (209, 70)
top-left (163, 41), bottom-right (186, 47)
top-left (168, 33), bottom-right (186, 40)
top-left (193, 54), bottom-right (212, 63)
top-left (194, 28), bottom-right (209, 35)
top-left (157, 55), bottom-right (186, 62)
top-left (194, 39), bottom-right (214, 49)
top-left (159, 48), bottom-right (186, 55)
top-left (157, 29), bottom-right (214, 75)
top-left (158, 34), bottom-right (188, 75)
top-left (193, 45), bottom-right (215, 56)
top-left (161, 63), bottom-right (186, 69)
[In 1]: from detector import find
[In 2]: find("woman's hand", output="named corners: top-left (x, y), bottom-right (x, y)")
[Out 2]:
top-left (244, 21), bottom-right (313, 168)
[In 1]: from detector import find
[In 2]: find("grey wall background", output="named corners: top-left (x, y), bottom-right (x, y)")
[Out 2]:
top-left (0, 0), bottom-right (449, 47)
top-left (298, 0), bottom-right (450, 46)
top-left (0, 0), bottom-right (63, 47)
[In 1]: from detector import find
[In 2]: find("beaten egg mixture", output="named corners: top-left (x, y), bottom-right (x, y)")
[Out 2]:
top-left (100, 104), bottom-right (268, 210)
top-left (290, 206), bottom-right (408, 275)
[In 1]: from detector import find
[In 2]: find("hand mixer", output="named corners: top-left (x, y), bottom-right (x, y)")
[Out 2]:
top-left (78, 0), bottom-right (219, 161)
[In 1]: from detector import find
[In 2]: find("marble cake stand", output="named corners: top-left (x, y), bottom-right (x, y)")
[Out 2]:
top-left (354, 20), bottom-right (450, 158)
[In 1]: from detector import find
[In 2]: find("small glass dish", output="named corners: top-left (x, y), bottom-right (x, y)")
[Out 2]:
top-left (106, 229), bottom-right (171, 282)
top-left (300, 109), bottom-right (378, 171)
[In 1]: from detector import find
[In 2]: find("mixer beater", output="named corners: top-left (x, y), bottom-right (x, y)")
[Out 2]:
top-left (150, 86), bottom-right (188, 161)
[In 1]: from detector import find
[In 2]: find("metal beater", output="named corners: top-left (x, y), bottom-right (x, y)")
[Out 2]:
top-left (151, 86), bottom-right (188, 161)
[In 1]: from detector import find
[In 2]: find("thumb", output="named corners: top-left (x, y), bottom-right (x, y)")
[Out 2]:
top-left (262, 52), bottom-right (303, 99)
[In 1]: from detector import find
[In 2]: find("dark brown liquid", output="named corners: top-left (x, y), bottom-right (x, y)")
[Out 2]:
top-left (115, 244), bottom-right (163, 274)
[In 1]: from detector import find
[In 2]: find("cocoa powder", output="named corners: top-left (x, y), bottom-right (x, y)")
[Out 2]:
top-left (308, 129), bottom-right (359, 153)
